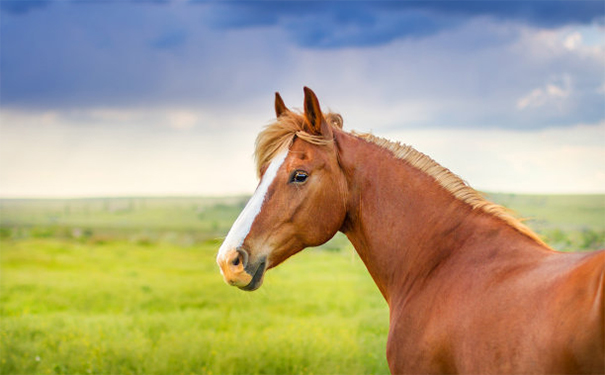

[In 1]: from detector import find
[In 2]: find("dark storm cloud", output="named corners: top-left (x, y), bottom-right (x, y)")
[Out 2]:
top-left (0, 3), bottom-right (193, 109)
top-left (203, 1), bottom-right (604, 48)
top-left (0, 0), bottom-right (51, 14)
top-left (150, 29), bottom-right (188, 50)
top-left (417, 1), bottom-right (603, 26)
top-left (0, 0), bottom-right (603, 131)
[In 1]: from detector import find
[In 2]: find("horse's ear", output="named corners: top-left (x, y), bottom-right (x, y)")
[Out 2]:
top-left (275, 92), bottom-right (289, 118)
top-left (303, 87), bottom-right (329, 137)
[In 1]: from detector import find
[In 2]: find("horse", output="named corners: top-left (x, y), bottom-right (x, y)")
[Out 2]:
top-left (216, 87), bottom-right (605, 374)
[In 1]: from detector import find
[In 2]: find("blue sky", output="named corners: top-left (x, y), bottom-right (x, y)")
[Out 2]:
top-left (1, 1), bottom-right (604, 196)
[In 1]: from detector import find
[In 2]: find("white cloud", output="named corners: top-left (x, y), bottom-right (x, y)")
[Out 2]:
top-left (516, 76), bottom-right (571, 110)
top-left (563, 31), bottom-right (582, 50)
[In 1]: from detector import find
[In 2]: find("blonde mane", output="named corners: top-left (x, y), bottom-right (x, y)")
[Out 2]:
top-left (355, 132), bottom-right (548, 247)
top-left (254, 113), bottom-right (547, 247)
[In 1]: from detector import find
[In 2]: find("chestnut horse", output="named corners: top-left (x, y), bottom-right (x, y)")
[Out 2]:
top-left (217, 87), bottom-right (604, 374)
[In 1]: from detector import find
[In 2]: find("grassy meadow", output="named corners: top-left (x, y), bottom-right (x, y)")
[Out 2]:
top-left (1, 194), bottom-right (603, 374)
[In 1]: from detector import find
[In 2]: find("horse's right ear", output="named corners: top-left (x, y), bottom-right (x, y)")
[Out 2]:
top-left (275, 92), bottom-right (289, 118)
top-left (303, 87), bottom-right (326, 135)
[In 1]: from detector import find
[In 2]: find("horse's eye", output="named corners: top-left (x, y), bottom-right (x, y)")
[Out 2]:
top-left (290, 170), bottom-right (308, 184)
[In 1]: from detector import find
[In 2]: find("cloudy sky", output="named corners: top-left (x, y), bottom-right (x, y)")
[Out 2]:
top-left (1, 1), bottom-right (604, 197)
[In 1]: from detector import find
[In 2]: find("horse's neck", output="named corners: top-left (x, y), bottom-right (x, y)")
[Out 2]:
top-left (336, 131), bottom-right (536, 304)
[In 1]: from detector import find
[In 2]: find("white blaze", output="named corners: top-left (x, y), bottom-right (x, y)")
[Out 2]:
top-left (217, 149), bottom-right (289, 261)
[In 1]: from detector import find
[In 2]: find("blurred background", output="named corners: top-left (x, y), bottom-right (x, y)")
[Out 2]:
top-left (1, 1), bottom-right (604, 374)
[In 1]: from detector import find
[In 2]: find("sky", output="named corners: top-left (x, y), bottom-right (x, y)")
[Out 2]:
top-left (0, 0), bottom-right (604, 197)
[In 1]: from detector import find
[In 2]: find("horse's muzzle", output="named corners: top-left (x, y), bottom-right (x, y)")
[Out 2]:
top-left (217, 247), bottom-right (266, 291)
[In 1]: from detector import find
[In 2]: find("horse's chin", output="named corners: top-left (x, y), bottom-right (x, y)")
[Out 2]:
top-left (239, 258), bottom-right (267, 291)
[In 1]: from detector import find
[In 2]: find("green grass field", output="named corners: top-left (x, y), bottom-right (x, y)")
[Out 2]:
top-left (486, 193), bottom-right (605, 251)
top-left (1, 194), bottom-right (603, 374)
top-left (1, 239), bottom-right (387, 375)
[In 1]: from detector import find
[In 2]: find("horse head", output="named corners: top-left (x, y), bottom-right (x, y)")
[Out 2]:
top-left (216, 87), bottom-right (347, 291)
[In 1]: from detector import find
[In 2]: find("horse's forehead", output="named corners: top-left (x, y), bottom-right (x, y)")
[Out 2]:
top-left (288, 138), bottom-right (323, 161)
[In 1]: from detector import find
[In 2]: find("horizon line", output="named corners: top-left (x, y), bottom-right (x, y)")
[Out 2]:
top-left (1, 191), bottom-right (604, 201)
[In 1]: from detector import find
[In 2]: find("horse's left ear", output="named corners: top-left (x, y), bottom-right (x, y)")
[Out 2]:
top-left (303, 87), bottom-right (332, 139)
top-left (275, 92), bottom-right (289, 118)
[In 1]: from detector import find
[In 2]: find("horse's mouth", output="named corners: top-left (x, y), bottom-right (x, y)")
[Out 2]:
top-left (239, 258), bottom-right (267, 291)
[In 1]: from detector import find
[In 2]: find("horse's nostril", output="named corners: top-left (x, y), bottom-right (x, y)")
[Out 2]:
top-left (236, 247), bottom-right (249, 268)
top-left (232, 257), bottom-right (240, 266)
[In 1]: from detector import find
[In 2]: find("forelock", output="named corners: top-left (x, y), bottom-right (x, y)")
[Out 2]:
top-left (254, 111), bottom-right (342, 178)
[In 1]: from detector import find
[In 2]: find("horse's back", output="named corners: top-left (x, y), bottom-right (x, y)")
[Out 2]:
top-left (460, 248), bottom-right (605, 374)
top-left (552, 249), bottom-right (604, 374)
top-left (387, 248), bottom-right (605, 374)
top-left (488, 249), bottom-right (605, 374)
top-left (465, 248), bottom-right (604, 374)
